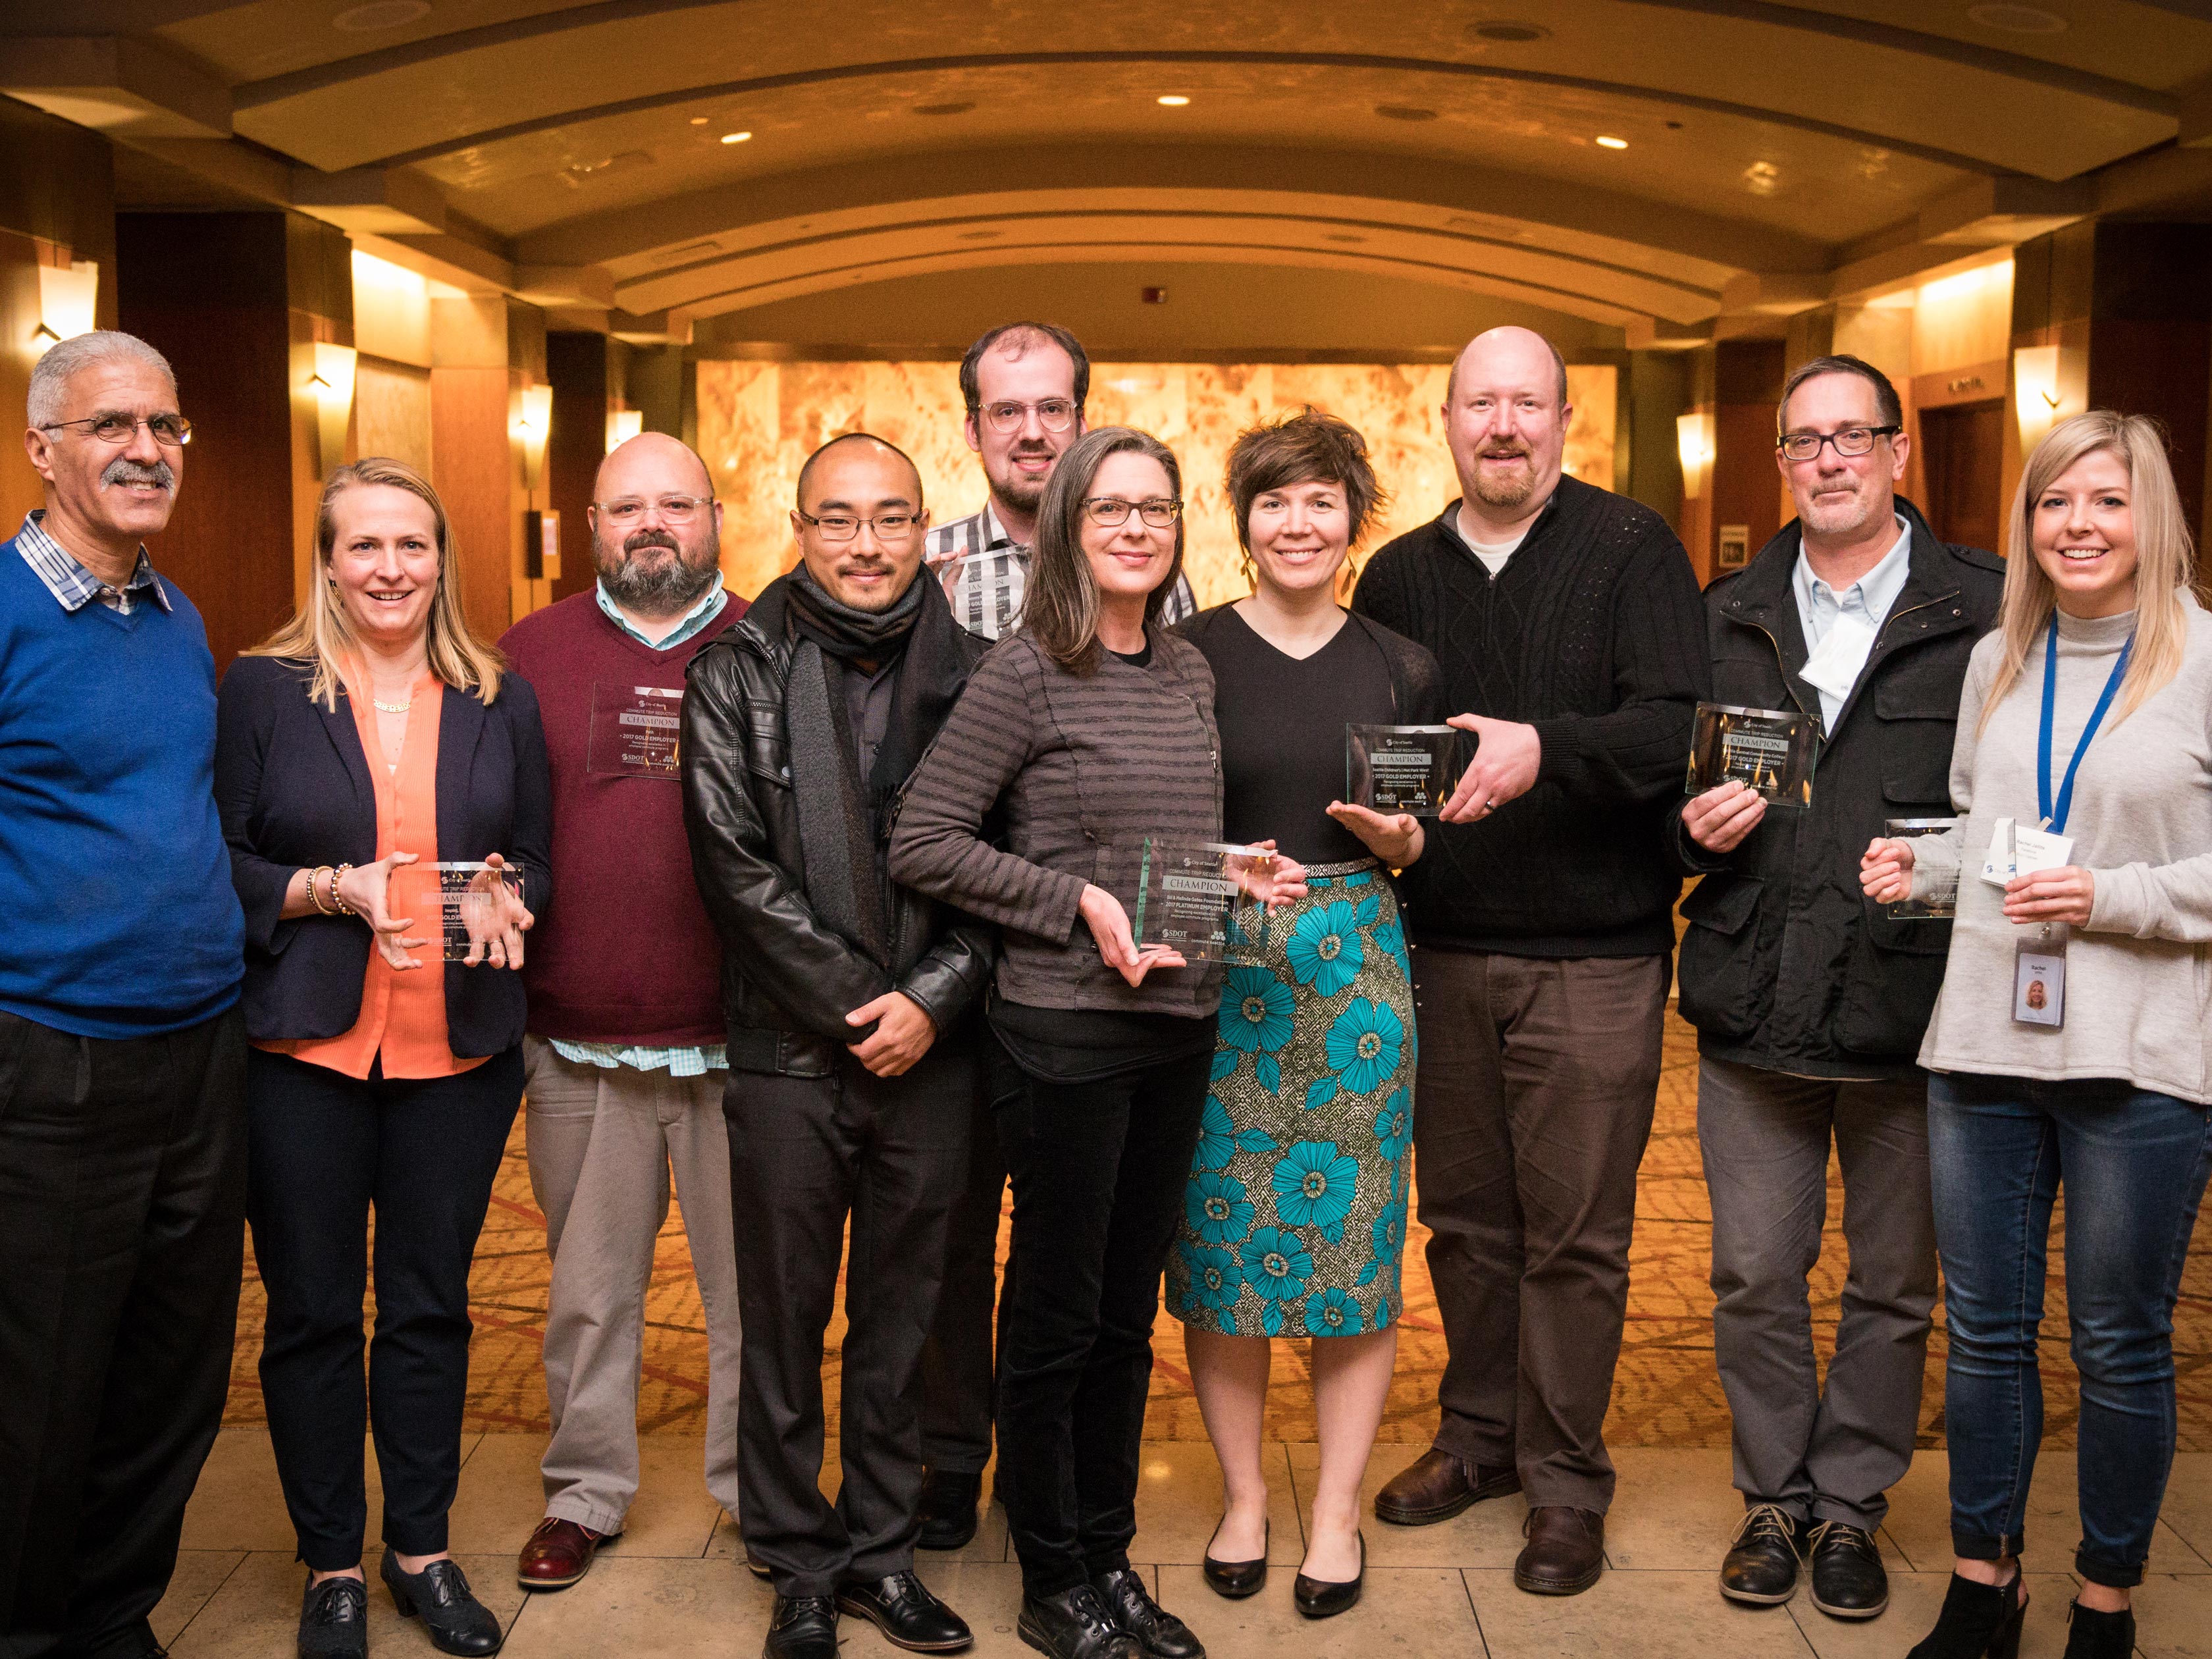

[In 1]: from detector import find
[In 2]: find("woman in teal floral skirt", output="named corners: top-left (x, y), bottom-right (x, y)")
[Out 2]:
top-left (1169, 410), bottom-right (1442, 1618)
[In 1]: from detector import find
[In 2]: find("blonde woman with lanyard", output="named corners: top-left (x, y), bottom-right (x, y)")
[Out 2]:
top-left (1861, 411), bottom-right (2212, 1659)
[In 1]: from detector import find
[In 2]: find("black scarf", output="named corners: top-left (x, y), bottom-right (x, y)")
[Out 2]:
top-left (779, 564), bottom-right (965, 969)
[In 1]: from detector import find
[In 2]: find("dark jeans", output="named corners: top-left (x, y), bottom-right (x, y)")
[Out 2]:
top-left (993, 1037), bottom-right (1211, 1597)
top-left (724, 1040), bottom-right (974, 1600)
top-left (919, 1084), bottom-right (1010, 1476)
top-left (1698, 1056), bottom-right (1937, 1530)
top-left (1928, 1071), bottom-right (2212, 1589)
top-left (246, 1046), bottom-right (523, 1571)
top-left (0, 1005), bottom-right (246, 1659)
top-left (1413, 948), bottom-right (1666, 1512)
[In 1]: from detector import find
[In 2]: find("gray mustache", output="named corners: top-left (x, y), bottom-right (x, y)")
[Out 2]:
top-left (101, 458), bottom-right (175, 490)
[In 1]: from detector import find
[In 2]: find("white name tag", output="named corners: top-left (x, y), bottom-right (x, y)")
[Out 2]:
top-left (1981, 818), bottom-right (2074, 887)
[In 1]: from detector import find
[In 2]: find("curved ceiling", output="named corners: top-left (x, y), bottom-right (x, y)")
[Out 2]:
top-left (7, 0), bottom-right (2211, 348)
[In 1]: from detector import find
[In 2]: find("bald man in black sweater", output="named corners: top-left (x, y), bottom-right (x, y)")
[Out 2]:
top-left (1352, 327), bottom-right (1709, 1598)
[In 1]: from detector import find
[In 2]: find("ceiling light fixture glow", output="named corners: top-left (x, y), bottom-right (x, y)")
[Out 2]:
top-left (720, 130), bottom-right (752, 144)
top-left (689, 116), bottom-right (708, 125)
top-left (1157, 95), bottom-right (1190, 107)
top-left (1595, 135), bottom-right (1628, 149)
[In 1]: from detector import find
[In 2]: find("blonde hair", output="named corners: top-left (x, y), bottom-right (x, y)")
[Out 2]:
top-left (1977, 411), bottom-right (2197, 735)
top-left (244, 456), bottom-right (504, 710)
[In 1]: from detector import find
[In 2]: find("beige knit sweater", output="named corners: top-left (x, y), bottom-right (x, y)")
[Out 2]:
top-left (1918, 592), bottom-right (2212, 1103)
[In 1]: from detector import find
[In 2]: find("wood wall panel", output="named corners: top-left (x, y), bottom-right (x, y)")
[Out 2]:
top-left (432, 365), bottom-right (519, 642)
top-left (546, 330), bottom-right (609, 606)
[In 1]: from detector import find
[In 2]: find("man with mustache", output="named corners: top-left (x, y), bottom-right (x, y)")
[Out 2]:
top-left (497, 432), bottom-right (748, 1592)
top-left (684, 434), bottom-right (991, 1659)
top-left (1352, 326), bottom-right (1709, 1598)
top-left (1, 332), bottom-right (247, 1659)
top-left (914, 321), bottom-right (1197, 1551)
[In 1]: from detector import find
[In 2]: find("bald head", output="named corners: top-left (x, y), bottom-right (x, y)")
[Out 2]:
top-left (790, 432), bottom-right (930, 614)
top-left (589, 431), bottom-right (723, 622)
top-left (796, 431), bottom-right (923, 515)
top-left (1441, 326), bottom-right (1573, 530)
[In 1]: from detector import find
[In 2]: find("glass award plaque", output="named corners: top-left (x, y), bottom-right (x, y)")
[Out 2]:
top-left (1686, 702), bottom-right (1817, 807)
top-left (586, 681), bottom-right (684, 777)
top-left (1883, 817), bottom-right (1961, 920)
top-left (1120, 835), bottom-right (1272, 966)
top-left (1346, 724), bottom-right (1473, 818)
top-left (387, 862), bottom-right (528, 963)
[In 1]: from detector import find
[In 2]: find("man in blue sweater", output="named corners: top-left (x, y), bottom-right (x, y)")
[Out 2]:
top-left (0, 331), bottom-right (246, 1659)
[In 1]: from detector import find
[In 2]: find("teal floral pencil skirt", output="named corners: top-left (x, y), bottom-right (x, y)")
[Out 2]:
top-left (1165, 858), bottom-right (1413, 1339)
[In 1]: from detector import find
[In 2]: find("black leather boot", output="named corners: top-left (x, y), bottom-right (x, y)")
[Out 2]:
top-left (1904, 1571), bottom-right (2027, 1659)
top-left (2061, 1599), bottom-right (2134, 1658)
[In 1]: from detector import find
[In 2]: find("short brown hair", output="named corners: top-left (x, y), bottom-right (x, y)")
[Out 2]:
top-left (1224, 408), bottom-right (1386, 553)
top-left (1778, 354), bottom-right (1902, 433)
top-left (1024, 426), bottom-right (1186, 676)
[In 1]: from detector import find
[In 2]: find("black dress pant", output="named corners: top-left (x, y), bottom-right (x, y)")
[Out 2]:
top-left (246, 1046), bottom-right (523, 1571)
top-left (0, 1005), bottom-right (247, 1659)
top-left (918, 1082), bottom-right (1011, 1477)
top-left (993, 1039), bottom-right (1211, 1596)
top-left (725, 1038), bottom-right (974, 1599)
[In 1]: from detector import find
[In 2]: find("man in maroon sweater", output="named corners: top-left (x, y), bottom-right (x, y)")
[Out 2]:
top-left (498, 433), bottom-right (747, 1591)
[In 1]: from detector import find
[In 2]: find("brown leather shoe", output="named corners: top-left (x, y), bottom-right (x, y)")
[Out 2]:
top-left (1373, 1448), bottom-right (1522, 1526)
top-left (517, 1516), bottom-right (615, 1591)
top-left (1514, 1506), bottom-right (1605, 1596)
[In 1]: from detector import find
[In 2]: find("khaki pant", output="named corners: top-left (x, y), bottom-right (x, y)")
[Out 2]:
top-left (1413, 949), bottom-right (1667, 1514)
top-left (523, 1038), bottom-right (744, 1532)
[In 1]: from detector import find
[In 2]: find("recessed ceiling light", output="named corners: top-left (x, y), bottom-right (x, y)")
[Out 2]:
top-left (720, 130), bottom-right (752, 144)
top-left (1966, 3), bottom-right (2067, 32)
top-left (1594, 134), bottom-right (1628, 149)
top-left (689, 116), bottom-right (708, 125)
top-left (1468, 20), bottom-right (1550, 41)
top-left (1157, 94), bottom-right (1190, 107)
top-left (333, 0), bottom-right (429, 28)
top-left (1743, 159), bottom-right (1781, 196)
top-left (1376, 105), bottom-right (1438, 121)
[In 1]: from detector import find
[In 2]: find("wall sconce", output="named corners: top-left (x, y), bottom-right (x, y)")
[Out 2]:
top-left (2012, 344), bottom-right (2079, 450)
top-left (606, 407), bottom-right (643, 454)
top-left (1677, 411), bottom-right (1715, 500)
top-left (515, 382), bottom-right (553, 490)
top-left (309, 341), bottom-right (357, 476)
top-left (32, 260), bottom-right (99, 356)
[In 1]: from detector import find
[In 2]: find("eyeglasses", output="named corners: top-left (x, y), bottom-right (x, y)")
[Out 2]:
top-left (978, 399), bottom-right (1078, 434)
top-left (40, 413), bottom-right (193, 448)
top-left (594, 494), bottom-right (714, 526)
top-left (1778, 425), bottom-right (1901, 462)
top-left (799, 510), bottom-right (920, 543)
top-left (1082, 497), bottom-right (1182, 529)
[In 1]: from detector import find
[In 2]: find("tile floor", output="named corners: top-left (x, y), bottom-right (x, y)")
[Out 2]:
top-left (160, 1432), bottom-right (2211, 1658)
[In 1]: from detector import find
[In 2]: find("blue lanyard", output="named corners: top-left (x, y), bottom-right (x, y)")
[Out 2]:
top-left (2038, 617), bottom-right (2134, 836)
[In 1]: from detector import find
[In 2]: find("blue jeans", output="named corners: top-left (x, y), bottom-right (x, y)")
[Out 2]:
top-left (1928, 1071), bottom-right (2212, 1587)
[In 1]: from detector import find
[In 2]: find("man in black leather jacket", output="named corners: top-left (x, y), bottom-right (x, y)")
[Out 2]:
top-left (1668, 356), bottom-right (2002, 1625)
top-left (681, 433), bottom-right (990, 1659)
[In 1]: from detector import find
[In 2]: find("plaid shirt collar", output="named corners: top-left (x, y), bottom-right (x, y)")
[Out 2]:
top-left (15, 512), bottom-right (171, 615)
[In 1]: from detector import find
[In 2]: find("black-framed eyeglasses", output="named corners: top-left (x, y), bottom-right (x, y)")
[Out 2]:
top-left (1082, 497), bottom-right (1182, 529)
top-left (594, 494), bottom-right (714, 526)
top-left (1778, 425), bottom-right (1900, 462)
top-left (977, 398), bottom-right (1078, 434)
top-left (40, 413), bottom-right (193, 448)
top-left (799, 510), bottom-right (920, 543)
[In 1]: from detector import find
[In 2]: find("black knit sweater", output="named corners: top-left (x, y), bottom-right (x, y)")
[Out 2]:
top-left (1350, 476), bottom-right (1710, 957)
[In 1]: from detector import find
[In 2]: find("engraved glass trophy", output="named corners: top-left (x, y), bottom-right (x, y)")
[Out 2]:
top-left (1685, 702), bottom-right (1817, 807)
top-left (387, 862), bottom-right (529, 963)
top-left (586, 681), bottom-right (684, 777)
top-left (1345, 724), bottom-right (1473, 818)
top-left (1883, 817), bottom-right (1961, 920)
top-left (1119, 835), bottom-right (1272, 966)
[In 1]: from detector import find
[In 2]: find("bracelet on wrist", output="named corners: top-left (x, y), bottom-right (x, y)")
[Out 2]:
top-left (307, 865), bottom-right (337, 915)
top-left (331, 863), bottom-right (356, 917)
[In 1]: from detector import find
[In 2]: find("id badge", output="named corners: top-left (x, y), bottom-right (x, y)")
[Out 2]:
top-left (2013, 924), bottom-right (2067, 1028)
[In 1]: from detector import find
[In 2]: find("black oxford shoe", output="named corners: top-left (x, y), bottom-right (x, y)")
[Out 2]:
top-left (764, 1594), bottom-right (839, 1659)
top-left (837, 1571), bottom-right (973, 1652)
top-left (1719, 1503), bottom-right (1803, 1605)
top-left (1018, 1584), bottom-right (1142, 1659)
top-left (297, 1573), bottom-right (368, 1659)
top-left (1807, 1520), bottom-right (1888, 1620)
top-left (917, 1469), bottom-right (982, 1552)
top-left (380, 1555), bottom-right (502, 1656)
top-left (1091, 1567), bottom-right (1203, 1658)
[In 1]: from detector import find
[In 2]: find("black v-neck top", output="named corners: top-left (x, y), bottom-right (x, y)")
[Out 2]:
top-left (1191, 605), bottom-right (1398, 864)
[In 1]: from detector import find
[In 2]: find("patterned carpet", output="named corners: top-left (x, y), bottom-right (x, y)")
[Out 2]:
top-left (222, 1012), bottom-right (2212, 1449)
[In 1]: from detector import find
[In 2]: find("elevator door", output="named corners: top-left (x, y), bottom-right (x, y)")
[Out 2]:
top-left (1918, 398), bottom-right (2006, 555)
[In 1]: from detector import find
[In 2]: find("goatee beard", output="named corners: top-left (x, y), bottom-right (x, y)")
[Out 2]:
top-left (1469, 466), bottom-right (1537, 512)
top-left (990, 465), bottom-right (1051, 518)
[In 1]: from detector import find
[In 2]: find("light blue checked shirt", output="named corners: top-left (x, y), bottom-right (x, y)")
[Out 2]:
top-left (15, 511), bottom-right (171, 616)
top-left (1791, 515), bottom-right (1912, 731)
top-left (548, 576), bottom-right (734, 1078)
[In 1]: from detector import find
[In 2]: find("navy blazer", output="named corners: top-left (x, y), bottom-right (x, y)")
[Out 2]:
top-left (214, 654), bottom-right (553, 1054)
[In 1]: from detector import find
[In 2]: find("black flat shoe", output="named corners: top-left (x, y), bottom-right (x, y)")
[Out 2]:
top-left (1719, 1503), bottom-right (1803, 1605)
top-left (1806, 1519), bottom-right (1887, 1619)
top-left (1292, 1532), bottom-right (1363, 1620)
top-left (764, 1594), bottom-right (838, 1659)
top-left (1090, 1568), bottom-right (1203, 1659)
top-left (1199, 1517), bottom-right (1266, 1599)
top-left (379, 1556), bottom-right (502, 1656)
top-left (836, 1571), bottom-right (972, 1652)
top-left (918, 1469), bottom-right (982, 1552)
top-left (1905, 1571), bottom-right (2027, 1659)
top-left (298, 1574), bottom-right (369, 1659)
top-left (2062, 1600), bottom-right (2134, 1658)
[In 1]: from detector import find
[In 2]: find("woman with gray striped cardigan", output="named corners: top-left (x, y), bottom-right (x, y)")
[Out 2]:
top-left (892, 427), bottom-right (1302, 1659)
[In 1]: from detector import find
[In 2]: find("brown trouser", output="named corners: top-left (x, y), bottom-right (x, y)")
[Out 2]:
top-left (1413, 948), bottom-right (1667, 1513)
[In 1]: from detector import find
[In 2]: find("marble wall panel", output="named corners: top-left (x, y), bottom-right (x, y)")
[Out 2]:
top-left (696, 359), bottom-right (1618, 608)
